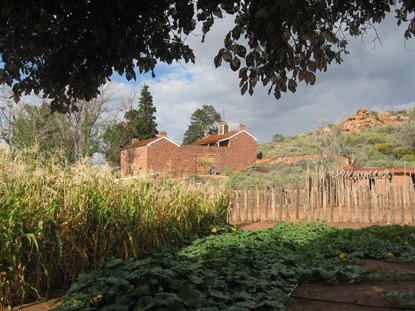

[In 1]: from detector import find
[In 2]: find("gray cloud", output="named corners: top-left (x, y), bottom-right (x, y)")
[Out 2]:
top-left (114, 14), bottom-right (415, 144)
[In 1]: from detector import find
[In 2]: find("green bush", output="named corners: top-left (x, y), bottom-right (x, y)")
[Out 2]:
top-left (401, 154), bottom-right (415, 162)
top-left (219, 166), bottom-right (232, 176)
top-left (376, 143), bottom-right (394, 155)
top-left (393, 147), bottom-right (415, 159)
top-left (272, 133), bottom-right (285, 143)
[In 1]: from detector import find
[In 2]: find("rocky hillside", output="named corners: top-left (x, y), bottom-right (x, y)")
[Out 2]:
top-left (342, 108), bottom-right (411, 132)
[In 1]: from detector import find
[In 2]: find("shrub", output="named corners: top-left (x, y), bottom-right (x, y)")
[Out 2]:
top-left (219, 166), bottom-right (232, 176)
top-left (401, 154), bottom-right (415, 162)
top-left (393, 147), bottom-right (415, 159)
top-left (376, 143), bottom-right (393, 155)
top-left (272, 133), bottom-right (285, 143)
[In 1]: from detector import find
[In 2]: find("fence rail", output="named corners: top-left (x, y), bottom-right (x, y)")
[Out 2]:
top-left (228, 177), bottom-right (415, 224)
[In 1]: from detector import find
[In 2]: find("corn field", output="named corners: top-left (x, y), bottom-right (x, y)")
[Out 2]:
top-left (0, 149), bottom-right (229, 307)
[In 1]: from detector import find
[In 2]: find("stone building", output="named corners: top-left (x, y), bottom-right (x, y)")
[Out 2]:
top-left (120, 123), bottom-right (257, 176)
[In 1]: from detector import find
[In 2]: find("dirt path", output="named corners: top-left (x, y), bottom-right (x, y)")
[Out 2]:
top-left (288, 259), bottom-right (415, 311)
top-left (9, 299), bottom-right (60, 311)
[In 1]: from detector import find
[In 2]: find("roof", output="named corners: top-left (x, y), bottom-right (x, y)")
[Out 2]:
top-left (122, 137), bottom-right (180, 150)
top-left (193, 130), bottom-right (257, 145)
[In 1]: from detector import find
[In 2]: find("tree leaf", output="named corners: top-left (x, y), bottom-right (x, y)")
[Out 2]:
top-left (241, 82), bottom-right (248, 95)
top-left (222, 51), bottom-right (233, 62)
top-left (230, 57), bottom-right (241, 71)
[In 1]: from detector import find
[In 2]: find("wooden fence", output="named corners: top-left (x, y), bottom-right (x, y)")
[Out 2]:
top-left (228, 176), bottom-right (415, 224)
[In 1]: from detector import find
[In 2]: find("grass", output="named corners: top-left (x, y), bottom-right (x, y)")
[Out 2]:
top-left (0, 148), bottom-right (229, 308)
top-left (54, 222), bottom-right (415, 310)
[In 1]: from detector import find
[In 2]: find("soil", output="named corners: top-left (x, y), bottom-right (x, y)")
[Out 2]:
top-left (288, 259), bottom-right (415, 311)
top-left (9, 221), bottom-right (415, 311)
top-left (238, 220), bottom-right (415, 311)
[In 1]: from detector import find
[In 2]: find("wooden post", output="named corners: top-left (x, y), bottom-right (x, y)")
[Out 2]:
top-left (400, 186), bottom-right (405, 224)
top-left (295, 187), bottom-right (300, 220)
top-left (382, 187), bottom-right (387, 223)
top-left (404, 164), bottom-right (407, 209)
top-left (409, 184), bottom-right (415, 224)
top-left (264, 190), bottom-right (269, 220)
top-left (339, 178), bottom-right (344, 222)
top-left (330, 177), bottom-right (335, 222)
top-left (228, 199), bottom-right (233, 223)
top-left (304, 169), bottom-right (309, 220)
top-left (359, 186), bottom-right (364, 223)
top-left (382, 174), bottom-right (388, 223)
top-left (235, 190), bottom-right (241, 222)
top-left (317, 176), bottom-right (321, 220)
top-left (285, 190), bottom-right (290, 221)
top-left (272, 188), bottom-right (276, 221)
top-left (244, 189), bottom-right (248, 222)
top-left (249, 189), bottom-right (255, 221)
top-left (256, 188), bottom-right (261, 222)
top-left (353, 187), bottom-right (359, 223)
top-left (310, 180), bottom-right (315, 221)
top-left (390, 185), bottom-right (395, 224)
top-left (347, 181), bottom-right (352, 222)
top-left (322, 176), bottom-right (327, 219)
top-left (373, 187), bottom-right (379, 223)
top-left (367, 186), bottom-right (372, 223)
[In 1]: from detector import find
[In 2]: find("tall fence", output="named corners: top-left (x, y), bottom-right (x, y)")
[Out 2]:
top-left (228, 172), bottom-right (415, 224)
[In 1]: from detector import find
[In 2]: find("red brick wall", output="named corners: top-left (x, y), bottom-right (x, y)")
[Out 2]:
top-left (220, 131), bottom-right (257, 171)
top-left (120, 131), bottom-right (257, 176)
top-left (146, 139), bottom-right (181, 173)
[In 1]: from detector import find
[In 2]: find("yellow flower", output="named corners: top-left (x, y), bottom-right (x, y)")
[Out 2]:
top-left (231, 227), bottom-right (236, 233)
top-left (338, 252), bottom-right (347, 260)
top-left (211, 227), bottom-right (217, 233)
top-left (386, 252), bottom-right (394, 257)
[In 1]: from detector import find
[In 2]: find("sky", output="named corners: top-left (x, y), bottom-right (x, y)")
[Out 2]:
top-left (111, 13), bottom-right (415, 144)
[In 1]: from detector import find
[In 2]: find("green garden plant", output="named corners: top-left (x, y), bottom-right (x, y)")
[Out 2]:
top-left (54, 222), bottom-right (415, 310)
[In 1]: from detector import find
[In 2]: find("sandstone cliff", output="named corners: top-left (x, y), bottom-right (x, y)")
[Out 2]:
top-left (342, 108), bottom-right (410, 132)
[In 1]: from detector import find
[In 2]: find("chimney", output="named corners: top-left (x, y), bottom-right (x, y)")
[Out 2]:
top-left (218, 122), bottom-right (230, 135)
top-left (132, 138), bottom-right (140, 145)
top-left (158, 131), bottom-right (167, 138)
top-left (237, 123), bottom-right (246, 131)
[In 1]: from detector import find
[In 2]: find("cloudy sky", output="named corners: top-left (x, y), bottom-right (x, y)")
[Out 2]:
top-left (111, 13), bottom-right (415, 144)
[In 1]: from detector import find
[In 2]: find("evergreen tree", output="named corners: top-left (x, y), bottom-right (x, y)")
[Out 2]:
top-left (183, 105), bottom-right (222, 144)
top-left (135, 85), bottom-right (158, 140)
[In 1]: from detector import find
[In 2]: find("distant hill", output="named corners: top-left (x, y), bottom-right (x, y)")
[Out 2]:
top-left (222, 107), bottom-right (415, 189)
top-left (260, 107), bottom-right (415, 167)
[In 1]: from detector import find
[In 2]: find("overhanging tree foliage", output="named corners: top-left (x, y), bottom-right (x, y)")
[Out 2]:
top-left (0, 1), bottom-right (414, 111)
